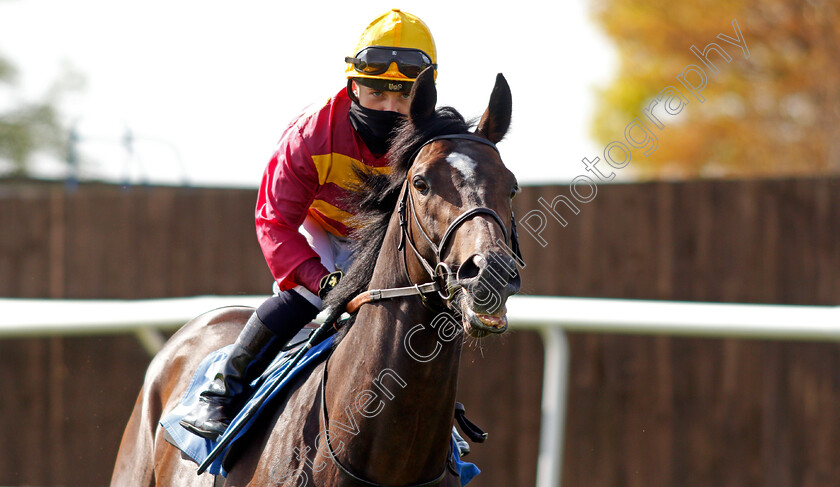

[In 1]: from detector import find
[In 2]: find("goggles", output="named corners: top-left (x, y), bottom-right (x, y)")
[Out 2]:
top-left (345, 46), bottom-right (436, 79)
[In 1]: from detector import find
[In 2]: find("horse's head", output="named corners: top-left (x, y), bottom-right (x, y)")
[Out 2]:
top-left (400, 69), bottom-right (522, 338)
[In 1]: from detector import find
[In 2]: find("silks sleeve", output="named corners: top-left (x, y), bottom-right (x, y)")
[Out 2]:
top-left (255, 126), bottom-right (326, 291)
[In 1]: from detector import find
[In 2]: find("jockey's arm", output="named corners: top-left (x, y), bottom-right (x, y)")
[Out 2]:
top-left (256, 127), bottom-right (330, 297)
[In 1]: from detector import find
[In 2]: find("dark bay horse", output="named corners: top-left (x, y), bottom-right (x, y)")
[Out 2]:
top-left (111, 68), bottom-right (521, 486)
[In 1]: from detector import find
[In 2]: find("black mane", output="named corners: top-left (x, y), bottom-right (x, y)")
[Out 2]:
top-left (322, 106), bottom-right (473, 326)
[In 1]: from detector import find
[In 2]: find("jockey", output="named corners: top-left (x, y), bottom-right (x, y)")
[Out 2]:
top-left (180, 9), bottom-right (445, 443)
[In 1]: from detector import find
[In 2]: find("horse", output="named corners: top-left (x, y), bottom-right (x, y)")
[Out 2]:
top-left (111, 68), bottom-right (522, 487)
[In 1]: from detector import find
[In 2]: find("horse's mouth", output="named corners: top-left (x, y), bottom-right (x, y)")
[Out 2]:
top-left (461, 305), bottom-right (508, 337)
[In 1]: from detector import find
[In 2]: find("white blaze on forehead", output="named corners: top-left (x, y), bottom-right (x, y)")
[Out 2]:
top-left (446, 151), bottom-right (478, 182)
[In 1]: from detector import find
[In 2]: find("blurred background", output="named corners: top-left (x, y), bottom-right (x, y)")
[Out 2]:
top-left (1, 0), bottom-right (839, 486)
top-left (0, 0), bottom-right (614, 186)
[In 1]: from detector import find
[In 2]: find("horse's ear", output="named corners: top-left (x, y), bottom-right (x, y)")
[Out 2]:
top-left (408, 67), bottom-right (437, 124)
top-left (475, 73), bottom-right (512, 143)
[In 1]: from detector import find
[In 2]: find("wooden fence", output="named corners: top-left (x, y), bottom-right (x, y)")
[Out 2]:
top-left (0, 177), bottom-right (838, 486)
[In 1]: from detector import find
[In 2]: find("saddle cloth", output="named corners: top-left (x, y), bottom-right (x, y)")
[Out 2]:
top-left (159, 331), bottom-right (480, 484)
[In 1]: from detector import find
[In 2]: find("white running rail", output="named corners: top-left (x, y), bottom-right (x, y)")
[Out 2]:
top-left (2, 294), bottom-right (839, 487)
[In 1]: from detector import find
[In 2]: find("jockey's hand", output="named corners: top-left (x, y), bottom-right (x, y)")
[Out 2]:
top-left (318, 271), bottom-right (343, 299)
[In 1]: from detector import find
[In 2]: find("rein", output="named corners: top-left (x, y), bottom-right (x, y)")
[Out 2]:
top-left (346, 133), bottom-right (522, 314)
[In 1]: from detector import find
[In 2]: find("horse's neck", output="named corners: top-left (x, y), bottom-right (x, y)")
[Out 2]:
top-left (325, 215), bottom-right (461, 481)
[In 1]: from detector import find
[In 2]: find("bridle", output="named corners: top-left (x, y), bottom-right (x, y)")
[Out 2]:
top-left (346, 133), bottom-right (522, 313)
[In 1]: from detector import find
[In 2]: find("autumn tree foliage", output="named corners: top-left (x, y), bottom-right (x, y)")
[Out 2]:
top-left (590, 0), bottom-right (839, 178)
top-left (0, 50), bottom-right (66, 177)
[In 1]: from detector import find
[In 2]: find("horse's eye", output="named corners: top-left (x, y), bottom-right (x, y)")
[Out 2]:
top-left (413, 177), bottom-right (429, 194)
top-left (510, 184), bottom-right (520, 199)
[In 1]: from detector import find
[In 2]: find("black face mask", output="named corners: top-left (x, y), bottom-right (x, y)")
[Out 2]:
top-left (348, 101), bottom-right (404, 156)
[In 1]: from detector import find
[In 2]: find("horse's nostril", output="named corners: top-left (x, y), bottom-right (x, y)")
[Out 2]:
top-left (457, 254), bottom-right (483, 282)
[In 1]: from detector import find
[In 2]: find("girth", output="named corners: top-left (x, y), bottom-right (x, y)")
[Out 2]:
top-left (319, 354), bottom-right (456, 487)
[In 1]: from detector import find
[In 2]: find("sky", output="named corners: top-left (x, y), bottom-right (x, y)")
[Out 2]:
top-left (0, 0), bottom-right (617, 187)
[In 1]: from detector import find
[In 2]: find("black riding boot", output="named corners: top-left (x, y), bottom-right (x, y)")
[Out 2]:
top-left (179, 312), bottom-right (284, 440)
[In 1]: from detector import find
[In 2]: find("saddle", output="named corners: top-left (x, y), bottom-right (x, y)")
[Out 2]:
top-left (160, 323), bottom-right (334, 475)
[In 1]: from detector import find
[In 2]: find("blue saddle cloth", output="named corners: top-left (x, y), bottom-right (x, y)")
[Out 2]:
top-left (159, 334), bottom-right (480, 484)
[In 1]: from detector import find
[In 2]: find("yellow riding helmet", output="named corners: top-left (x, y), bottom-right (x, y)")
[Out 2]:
top-left (345, 9), bottom-right (437, 87)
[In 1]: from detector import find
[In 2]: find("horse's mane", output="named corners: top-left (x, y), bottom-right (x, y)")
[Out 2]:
top-left (322, 106), bottom-right (473, 329)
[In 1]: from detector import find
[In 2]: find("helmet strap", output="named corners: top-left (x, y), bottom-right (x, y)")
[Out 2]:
top-left (346, 79), bottom-right (360, 103)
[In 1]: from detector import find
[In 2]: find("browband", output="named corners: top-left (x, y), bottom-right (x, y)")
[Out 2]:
top-left (407, 133), bottom-right (499, 166)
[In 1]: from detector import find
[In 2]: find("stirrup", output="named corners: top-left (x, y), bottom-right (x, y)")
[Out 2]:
top-left (452, 426), bottom-right (470, 457)
top-left (455, 402), bottom-right (487, 443)
top-left (179, 400), bottom-right (232, 441)
top-left (180, 418), bottom-right (228, 441)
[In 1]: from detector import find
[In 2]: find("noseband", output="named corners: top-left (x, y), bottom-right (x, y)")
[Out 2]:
top-left (346, 134), bottom-right (522, 314)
